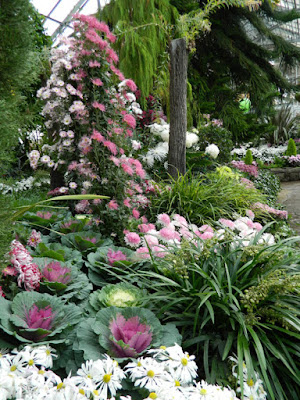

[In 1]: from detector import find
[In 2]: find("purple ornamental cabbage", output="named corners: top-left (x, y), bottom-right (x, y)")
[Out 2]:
top-left (109, 313), bottom-right (152, 357)
top-left (42, 261), bottom-right (71, 284)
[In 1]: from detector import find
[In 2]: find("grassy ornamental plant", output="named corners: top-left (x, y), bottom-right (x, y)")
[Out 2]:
top-left (148, 170), bottom-right (266, 225)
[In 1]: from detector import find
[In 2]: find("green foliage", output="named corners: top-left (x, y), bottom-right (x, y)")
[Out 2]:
top-left (244, 149), bottom-right (253, 165)
top-left (148, 171), bottom-right (266, 225)
top-left (0, 0), bottom-right (51, 173)
top-left (270, 104), bottom-right (300, 145)
top-left (253, 169), bottom-right (281, 206)
top-left (286, 138), bottom-right (297, 156)
top-left (197, 124), bottom-right (233, 163)
top-left (99, 0), bottom-right (179, 106)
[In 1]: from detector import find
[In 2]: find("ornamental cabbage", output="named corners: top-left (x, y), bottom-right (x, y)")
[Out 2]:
top-left (89, 283), bottom-right (146, 311)
top-left (75, 307), bottom-right (181, 362)
top-left (0, 292), bottom-right (82, 345)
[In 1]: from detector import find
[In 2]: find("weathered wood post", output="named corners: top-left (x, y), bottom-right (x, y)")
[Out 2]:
top-left (168, 38), bottom-right (188, 178)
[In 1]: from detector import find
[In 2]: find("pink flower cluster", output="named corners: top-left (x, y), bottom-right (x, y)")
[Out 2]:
top-left (231, 160), bottom-right (258, 177)
top-left (240, 177), bottom-right (255, 189)
top-left (124, 213), bottom-right (216, 259)
top-left (7, 240), bottom-right (41, 291)
top-left (283, 154), bottom-right (300, 166)
top-left (251, 202), bottom-right (288, 219)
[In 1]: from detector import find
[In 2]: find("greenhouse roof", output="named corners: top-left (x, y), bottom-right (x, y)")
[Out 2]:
top-left (268, 0), bottom-right (300, 45)
top-left (31, 0), bottom-right (300, 46)
top-left (30, 0), bottom-right (109, 43)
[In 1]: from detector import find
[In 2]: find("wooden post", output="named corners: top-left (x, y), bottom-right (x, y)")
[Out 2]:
top-left (168, 38), bottom-right (188, 178)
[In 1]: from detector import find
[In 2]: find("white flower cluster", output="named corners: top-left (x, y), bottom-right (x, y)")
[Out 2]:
top-left (0, 176), bottom-right (50, 195)
top-left (205, 144), bottom-right (220, 159)
top-left (230, 357), bottom-right (267, 400)
top-left (231, 144), bottom-right (287, 163)
top-left (0, 344), bottom-right (266, 400)
top-left (118, 80), bottom-right (143, 116)
top-left (143, 122), bottom-right (199, 167)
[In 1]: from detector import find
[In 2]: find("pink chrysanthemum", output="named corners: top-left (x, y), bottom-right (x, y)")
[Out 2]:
top-left (124, 79), bottom-right (137, 92)
top-left (91, 129), bottom-right (104, 142)
top-left (123, 114), bottom-right (136, 129)
top-left (123, 198), bottom-right (131, 208)
top-left (108, 200), bottom-right (119, 210)
top-left (219, 218), bottom-right (235, 229)
top-left (159, 227), bottom-right (178, 241)
top-left (132, 208), bottom-right (140, 219)
top-left (157, 213), bottom-right (171, 226)
top-left (124, 232), bottom-right (141, 247)
top-left (103, 140), bottom-right (117, 155)
top-left (135, 247), bottom-right (150, 259)
top-left (138, 223), bottom-right (155, 233)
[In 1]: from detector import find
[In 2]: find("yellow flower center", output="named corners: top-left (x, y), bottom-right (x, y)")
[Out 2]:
top-left (137, 361), bottom-right (142, 367)
top-left (149, 393), bottom-right (157, 399)
top-left (28, 359), bottom-right (34, 366)
top-left (57, 382), bottom-right (65, 390)
top-left (247, 379), bottom-right (254, 387)
top-left (93, 390), bottom-right (99, 396)
top-left (79, 388), bottom-right (85, 395)
top-left (175, 380), bottom-right (180, 386)
top-left (160, 345), bottom-right (166, 350)
top-left (181, 358), bottom-right (188, 366)
top-left (103, 373), bottom-right (112, 383)
top-left (147, 370), bottom-right (155, 378)
top-left (46, 349), bottom-right (51, 356)
top-left (38, 369), bottom-right (45, 375)
top-left (10, 365), bottom-right (17, 372)
top-left (87, 374), bottom-right (93, 379)
top-left (200, 388), bottom-right (207, 395)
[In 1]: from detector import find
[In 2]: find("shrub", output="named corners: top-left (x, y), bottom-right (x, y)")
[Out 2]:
top-left (253, 170), bottom-right (281, 206)
top-left (197, 123), bottom-right (233, 163)
top-left (148, 171), bottom-right (266, 226)
top-left (244, 149), bottom-right (253, 165)
top-left (285, 138), bottom-right (297, 156)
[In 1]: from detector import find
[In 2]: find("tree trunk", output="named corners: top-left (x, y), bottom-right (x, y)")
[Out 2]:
top-left (168, 38), bottom-right (188, 178)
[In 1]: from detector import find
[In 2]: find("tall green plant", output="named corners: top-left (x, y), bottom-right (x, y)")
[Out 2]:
top-left (148, 171), bottom-right (266, 225)
top-left (0, 1), bottom-right (51, 173)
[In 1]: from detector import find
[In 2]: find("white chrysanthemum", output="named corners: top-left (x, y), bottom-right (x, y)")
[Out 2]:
top-left (186, 132), bottom-right (199, 148)
top-left (143, 154), bottom-right (155, 167)
top-left (191, 380), bottom-right (239, 400)
top-left (131, 140), bottom-right (142, 150)
top-left (78, 356), bottom-right (125, 400)
top-left (149, 142), bottom-right (169, 161)
top-left (205, 144), bottom-right (220, 159)
top-left (163, 344), bottom-right (198, 384)
top-left (258, 233), bottom-right (275, 245)
top-left (125, 358), bottom-right (169, 392)
top-left (160, 129), bottom-right (170, 142)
